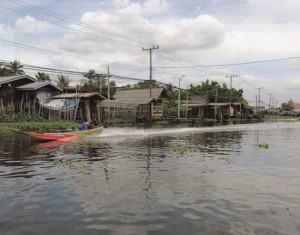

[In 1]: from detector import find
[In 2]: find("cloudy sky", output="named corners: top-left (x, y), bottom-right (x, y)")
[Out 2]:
top-left (1, 0), bottom-right (300, 106)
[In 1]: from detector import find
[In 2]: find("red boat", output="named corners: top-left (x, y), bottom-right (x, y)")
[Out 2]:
top-left (13, 125), bottom-right (104, 141)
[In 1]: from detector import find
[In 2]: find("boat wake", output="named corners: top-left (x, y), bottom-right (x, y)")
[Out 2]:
top-left (94, 121), bottom-right (300, 140)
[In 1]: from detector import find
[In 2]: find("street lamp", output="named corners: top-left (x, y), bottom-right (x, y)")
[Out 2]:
top-left (178, 75), bottom-right (185, 119)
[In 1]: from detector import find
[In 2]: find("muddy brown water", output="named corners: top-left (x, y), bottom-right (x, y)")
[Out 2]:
top-left (0, 121), bottom-right (300, 235)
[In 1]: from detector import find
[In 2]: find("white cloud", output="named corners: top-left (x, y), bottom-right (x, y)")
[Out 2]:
top-left (156, 14), bottom-right (226, 50)
top-left (0, 24), bottom-right (13, 37)
top-left (15, 16), bottom-right (51, 33)
top-left (142, 0), bottom-right (170, 15)
top-left (112, 0), bottom-right (130, 8)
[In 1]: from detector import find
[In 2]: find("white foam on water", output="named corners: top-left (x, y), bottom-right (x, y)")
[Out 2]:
top-left (91, 121), bottom-right (300, 140)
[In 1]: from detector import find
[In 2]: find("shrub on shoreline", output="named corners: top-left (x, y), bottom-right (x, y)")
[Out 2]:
top-left (0, 121), bottom-right (78, 132)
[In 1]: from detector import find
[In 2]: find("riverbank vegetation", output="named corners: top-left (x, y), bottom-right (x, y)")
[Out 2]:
top-left (0, 121), bottom-right (78, 132)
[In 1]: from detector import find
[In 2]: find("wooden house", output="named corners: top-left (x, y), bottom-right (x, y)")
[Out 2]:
top-left (50, 92), bottom-right (106, 122)
top-left (16, 81), bottom-right (62, 109)
top-left (0, 75), bottom-right (36, 108)
top-left (101, 87), bottom-right (167, 122)
top-left (182, 94), bottom-right (243, 120)
top-left (181, 94), bottom-right (209, 118)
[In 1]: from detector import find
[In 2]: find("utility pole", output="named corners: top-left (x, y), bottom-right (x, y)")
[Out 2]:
top-left (185, 86), bottom-right (188, 118)
top-left (142, 45), bottom-right (159, 98)
top-left (226, 74), bottom-right (237, 120)
top-left (178, 75), bottom-right (185, 119)
top-left (267, 93), bottom-right (273, 110)
top-left (107, 66), bottom-right (110, 120)
top-left (214, 87), bottom-right (218, 121)
top-left (255, 94), bottom-right (258, 115)
top-left (256, 87), bottom-right (264, 117)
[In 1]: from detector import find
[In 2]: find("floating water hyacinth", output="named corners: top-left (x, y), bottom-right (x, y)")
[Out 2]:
top-left (53, 159), bottom-right (88, 170)
top-left (258, 142), bottom-right (269, 149)
top-left (164, 146), bottom-right (199, 155)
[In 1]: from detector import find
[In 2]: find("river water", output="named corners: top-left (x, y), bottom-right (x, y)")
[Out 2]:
top-left (0, 121), bottom-right (300, 235)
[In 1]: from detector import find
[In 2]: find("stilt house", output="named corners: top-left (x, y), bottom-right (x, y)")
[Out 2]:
top-left (101, 87), bottom-right (167, 122)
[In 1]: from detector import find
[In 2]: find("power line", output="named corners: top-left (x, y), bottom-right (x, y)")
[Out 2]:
top-left (4, 0), bottom-right (229, 76)
top-left (0, 5), bottom-right (144, 48)
top-left (0, 38), bottom-right (146, 70)
top-left (154, 55), bottom-right (300, 69)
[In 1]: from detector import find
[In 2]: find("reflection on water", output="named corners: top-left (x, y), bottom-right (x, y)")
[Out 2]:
top-left (1, 122), bottom-right (300, 235)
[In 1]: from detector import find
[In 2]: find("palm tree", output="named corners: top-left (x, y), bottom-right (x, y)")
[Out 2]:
top-left (0, 65), bottom-right (11, 77)
top-left (56, 74), bottom-right (70, 89)
top-left (10, 60), bottom-right (24, 75)
top-left (84, 69), bottom-right (99, 91)
top-left (35, 72), bottom-right (51, 81)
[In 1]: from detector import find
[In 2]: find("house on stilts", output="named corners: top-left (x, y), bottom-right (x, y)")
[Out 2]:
top-left (101, 87), bottom-right (167, 123)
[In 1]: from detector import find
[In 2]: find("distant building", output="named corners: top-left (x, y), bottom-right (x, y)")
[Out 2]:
top-left (101, 87), bottom-right (167, 122)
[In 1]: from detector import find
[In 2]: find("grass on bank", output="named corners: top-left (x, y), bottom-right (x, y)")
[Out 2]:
top-left (0, 121), bottom-right (79, 132)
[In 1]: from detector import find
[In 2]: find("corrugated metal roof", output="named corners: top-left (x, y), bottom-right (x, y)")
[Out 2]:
top-left (114, 87), bottom-right (165, 100)
top-left (52, 92), bottom-right (106, 99)
top-left (101, 98), bottom-right (153, 108)
top-left (182, 102), bottom-right (241, 107)
top-left (16, 81), bottom-right (62, 92)
top-left (191, 94), bottom-right (209, 104)
top-left (0, 75), bottom-right (36, 85)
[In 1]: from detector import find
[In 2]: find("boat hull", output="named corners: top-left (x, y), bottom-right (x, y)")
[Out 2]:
top-left (16, 126), bottom-right (104, 141)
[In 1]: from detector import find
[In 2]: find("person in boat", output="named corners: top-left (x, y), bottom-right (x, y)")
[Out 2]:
top-left (80, 118), bottom-right (88, 131)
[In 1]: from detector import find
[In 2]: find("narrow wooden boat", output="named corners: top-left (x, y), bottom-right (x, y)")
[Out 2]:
top-left (13, 125), bottom-right (104, 141)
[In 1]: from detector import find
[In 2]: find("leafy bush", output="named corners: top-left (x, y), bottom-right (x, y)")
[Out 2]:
top-left (0, 104), bottom-right (45, 123)
top-left (0, 121), bottom-right (78, 132)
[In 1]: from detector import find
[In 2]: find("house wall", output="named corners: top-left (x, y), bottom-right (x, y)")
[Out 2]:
top-left (0, 79), bottom-right (35, 107)
top-left (0, 86), bottom-right (15, 105)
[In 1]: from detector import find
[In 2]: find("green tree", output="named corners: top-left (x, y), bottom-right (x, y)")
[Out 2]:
top-left (84, 69), bottom-right (99, 91)
top-left (133, 80), bottom-right (159, 89)
top-left (108, 80), bottom-right (117, 96)
top-left (165, 83), bottom-right (177, 107)
top-left (10, 60), bottom-right (24, 75)
top-left (35, 72), bottom-right (51, 81)
top-left (189, 79), bottom-right (247, 104)
top-left (0, 65), bottom-right (11, 77)
top-left (56, 75), bottom-right (70, 89)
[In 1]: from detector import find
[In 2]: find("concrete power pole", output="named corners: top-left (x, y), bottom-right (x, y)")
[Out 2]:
top-left (214, 88), bottom-right (218, 121)
top-left (268, 93), bottom-right (273, 110)
top-left (256, 87), bottom-right (264, 117)
top-left (107, 66), bottom-right (110, 120)
top-left (142, 45), bottom-right (159, 98)
top-left (177, 75), bottom-right (185, 119)
top-left (226, 74), bottom-right (237, 120)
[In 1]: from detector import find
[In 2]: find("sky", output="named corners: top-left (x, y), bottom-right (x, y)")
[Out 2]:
top-left (1, 0), bottom-right (300, 106)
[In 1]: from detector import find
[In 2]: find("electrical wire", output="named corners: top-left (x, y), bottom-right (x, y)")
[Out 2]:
top-left (0, 38), bottom-right (147, 70)
top-left (0, 5), bottom-right (144, 48)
